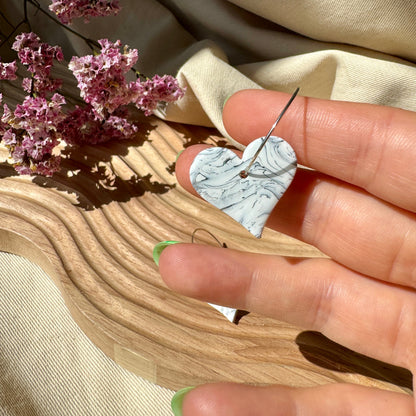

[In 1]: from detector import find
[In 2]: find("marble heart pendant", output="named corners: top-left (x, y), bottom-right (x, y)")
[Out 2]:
top-left (189, 136), bottom-right (297, 238)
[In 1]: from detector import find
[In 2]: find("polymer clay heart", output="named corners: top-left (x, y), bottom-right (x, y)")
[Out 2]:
top-left (190, 136), bottom-right (297, 238)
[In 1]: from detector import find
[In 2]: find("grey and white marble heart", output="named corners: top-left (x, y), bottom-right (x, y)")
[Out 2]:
top-left (190, 136), bottom-right (297, 238)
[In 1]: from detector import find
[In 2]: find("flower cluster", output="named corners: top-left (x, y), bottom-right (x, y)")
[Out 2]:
top-left (0, 93), bottom-right (65, 176)
top-left (66, 39), bottom-right (185, 145)
top-left (134, 74), bottom-right (185, 116)
top-left (57, 104), bottom-right (138, 145)
top-left (1, 10), bottom-right (185, 177)
top-left (0, 33), bottom-right (66, 176)
top-left (69, 39), bottom-right (138, 117)
top-left (12, 32), bottom-right (64, 96)
top-left (69, 39), bottom-right (185, 118)
top-left (0, 59), bottom-right (18, 81)
top-left (49, 0), bottom-right (121, 24)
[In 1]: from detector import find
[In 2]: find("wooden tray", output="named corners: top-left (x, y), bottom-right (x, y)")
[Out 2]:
top-left (0, 117), bottom-right (411, 392)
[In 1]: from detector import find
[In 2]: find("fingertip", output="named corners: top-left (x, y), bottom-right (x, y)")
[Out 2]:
top-left (158, 243), bottom-right (215, 298)
top-left (158, 244), bottom-right (250, 306)
top-left (157, 242), bottom-right (189, 292)
top-left (158, 243), bottom-right (216, 298)
top-left (181, 384), bottom-right (227, 416)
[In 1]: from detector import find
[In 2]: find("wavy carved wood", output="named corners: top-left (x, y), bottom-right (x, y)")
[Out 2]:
top-left (0, 116), bottom-right (412, 393)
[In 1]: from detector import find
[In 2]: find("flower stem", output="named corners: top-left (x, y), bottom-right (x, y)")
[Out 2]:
top-left (25, 0), bottom-right (100, 51)
top-left (0, 20), bottom-right (28, 49)
top-left (135, 70), bottom-right (148, 81)
top-left (0, 9), bottom-right (16, 29)
top-left (23, 0), bottom-right (32, 31)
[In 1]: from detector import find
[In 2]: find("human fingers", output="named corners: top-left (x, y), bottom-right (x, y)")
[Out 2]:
top-left (176, 149), bottom-right (416, 288)
top-left (159, 244), bottom-right (416, 370)
top-left (178, 383), bottom-right (413, 416)
top-left (223, 89), bottom-right (416, 213)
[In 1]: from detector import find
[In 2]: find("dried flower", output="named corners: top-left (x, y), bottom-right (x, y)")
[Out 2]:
top-left (49, 0), bottom-right (121, 24)
top-left (58, 104), bottom-right (137, 145)
top-left (1, 27), bottom-right (185, 177)
top-left (0, 94), bottom-right (66, 176)
top-left (12, 32), bottom-right (63, 96)
top-left (69, 39), bottom-right (138, 117)
top-left (0, 60), bottom-right (18, 80)
top-left (69, 39), bottom-right (185, 119)
top-left (132, 74), bottom-right (185, 116)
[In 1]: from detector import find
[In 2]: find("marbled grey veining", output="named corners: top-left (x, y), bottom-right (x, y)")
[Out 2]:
top-left (190, 136), bottom-right (297, 238)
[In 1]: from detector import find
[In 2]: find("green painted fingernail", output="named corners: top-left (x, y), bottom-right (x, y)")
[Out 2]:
top-left (153, 241), bottom-right (180, 266)
top-left (176, 150), bottom-right (184, 161)
top-left (171, 386), bottom-right (195, 416)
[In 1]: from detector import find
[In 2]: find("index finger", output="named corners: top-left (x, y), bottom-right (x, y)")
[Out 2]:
top-left (223, 90), bottom-right (416, 213)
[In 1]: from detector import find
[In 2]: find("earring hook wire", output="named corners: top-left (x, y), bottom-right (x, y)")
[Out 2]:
top-left (191, 228), bottom-right (227, 248)
top-left (240, 87), bottom-right (299, 178)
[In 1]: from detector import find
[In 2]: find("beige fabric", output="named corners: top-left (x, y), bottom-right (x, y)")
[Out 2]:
top-left (0, 252), bottom-right (174, 416)
top-left (1, 1), bottom-right (416, 415)
top-left (164, 0), bottom-right (416, 145)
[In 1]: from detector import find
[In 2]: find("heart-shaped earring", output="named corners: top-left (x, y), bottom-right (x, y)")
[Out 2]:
top-left (190, 89), bottom-right (299, 238)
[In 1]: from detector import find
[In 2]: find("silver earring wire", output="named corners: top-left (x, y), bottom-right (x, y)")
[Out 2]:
top-left (240, 87), bottom-right (300, 179)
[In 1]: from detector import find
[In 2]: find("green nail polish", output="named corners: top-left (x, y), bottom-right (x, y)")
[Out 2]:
top-left (171, 386), bottom-right (194, 416)
top-left (176, 150), bottom-right (184, 161)
top-left (153, 241), bottom-right (180, 266)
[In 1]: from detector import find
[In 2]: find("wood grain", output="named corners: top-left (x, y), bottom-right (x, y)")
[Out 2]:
top-left (0, 116), bottom-right (411, 393)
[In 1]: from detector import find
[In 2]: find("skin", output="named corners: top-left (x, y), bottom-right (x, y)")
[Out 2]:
top-left (159, 89), bottom-right (416, 415)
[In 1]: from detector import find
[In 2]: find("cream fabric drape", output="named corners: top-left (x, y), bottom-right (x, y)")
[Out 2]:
top-left (162, 0), bottom-right (416, 144)
top-left (1, 1), bottom-right (415, 415)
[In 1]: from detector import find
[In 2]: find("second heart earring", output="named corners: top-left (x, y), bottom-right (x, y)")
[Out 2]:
top-left (190, 88), bottom-right (299, 238)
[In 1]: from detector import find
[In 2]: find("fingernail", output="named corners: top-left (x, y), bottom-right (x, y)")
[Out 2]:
top-left (153, 241), bottom-right (180, 266)
top-left (171, 386), bottom-right (195, 416)
top-left (176, 150), bottom-right (184, 161)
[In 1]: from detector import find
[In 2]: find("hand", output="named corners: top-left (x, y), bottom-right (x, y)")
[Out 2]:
top-left (159, 89), bottom-right (416, 415)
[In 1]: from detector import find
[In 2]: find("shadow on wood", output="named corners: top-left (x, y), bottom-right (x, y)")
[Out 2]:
top-left (296, 331), bottom-right (412, 391)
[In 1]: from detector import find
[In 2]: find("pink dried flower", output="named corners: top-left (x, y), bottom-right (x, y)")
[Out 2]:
top-left (14, 94), bottom-right (66, 131)
top-left (0, 94), bottom-right (66, 176)
top-left (12, 32), bottom-right (63, 96)
top-left (49, 0), bottom-right (121, 24)
top-left (1, 29), bottom-right (185, 177)
top-left (35, 155), bottom-right (62, 176)
top-left (132, 74), bottom-right (185, 116)
top-left (0, 60), bottom-right (18, 80)
top-left (69, 38), bottom-right (185, 120)
top-left (13, 154), bottom-right (62, 176)
top-left (69, 39), bottom-right (138, 117)
top-left (10, 146), bottom-right (26, 164)
top-left (1, 103), bottom-right (15, 127)
top-left (12, 164), bottom-right (32, 176)
top-left (58, 104), bottom-right (137, 145)
top-left (11, 32), bottom-right (40, 52)
top-left (2, 129), bottom-right (17, 146)
top-left (0, 94), bottom-right (5, 134)
top-left (22, 76), bottom-right (63, 96)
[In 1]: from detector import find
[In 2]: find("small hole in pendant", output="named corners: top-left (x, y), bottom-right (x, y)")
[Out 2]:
top-left (240, 170), bottom-right (248, 179)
